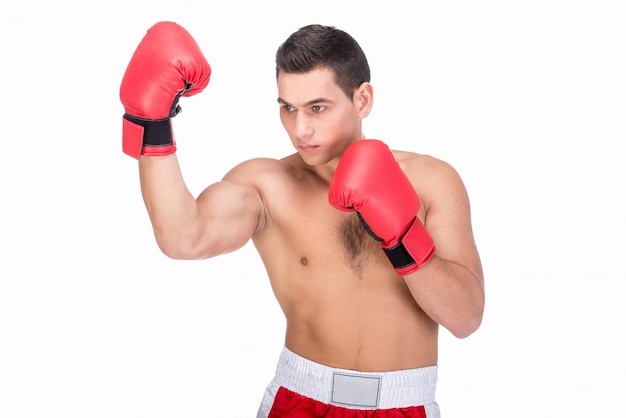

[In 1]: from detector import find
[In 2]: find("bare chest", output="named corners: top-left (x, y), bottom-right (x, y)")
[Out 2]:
top-left (253, 176), bottom-right (389, 285)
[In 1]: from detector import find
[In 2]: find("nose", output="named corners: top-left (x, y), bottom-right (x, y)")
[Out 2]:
top-left (294, 112), bottom-right (314, 139)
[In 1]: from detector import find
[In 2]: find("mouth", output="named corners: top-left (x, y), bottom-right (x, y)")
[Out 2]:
top-left (298, 144), bottom-right (319, 152)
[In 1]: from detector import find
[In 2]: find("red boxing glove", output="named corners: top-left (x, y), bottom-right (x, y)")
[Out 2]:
top-left (120, 21), bottom-right (212, 159)
top-left (329, 140), bottom-right (435, 275)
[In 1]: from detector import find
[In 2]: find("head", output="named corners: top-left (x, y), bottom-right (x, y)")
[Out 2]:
top-left (275, 24), bottom-right (371, 100)
top-left (275, 25), bottom-right (374, 167)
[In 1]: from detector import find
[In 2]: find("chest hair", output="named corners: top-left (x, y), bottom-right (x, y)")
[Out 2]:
top-left (338, 214), bottom-right (382, 273)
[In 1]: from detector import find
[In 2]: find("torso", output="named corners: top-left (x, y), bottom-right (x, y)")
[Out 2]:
top-left (242, 152), bottom-right (438, 372)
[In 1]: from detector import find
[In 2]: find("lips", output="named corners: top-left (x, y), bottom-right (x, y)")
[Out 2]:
top-left (298, 144), bottom-right (319, 152)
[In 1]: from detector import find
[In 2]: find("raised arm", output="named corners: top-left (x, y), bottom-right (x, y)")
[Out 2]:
top-left (120, 22), bottom-right (263, 260)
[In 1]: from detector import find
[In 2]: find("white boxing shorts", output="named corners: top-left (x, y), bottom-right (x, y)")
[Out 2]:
top-left (257, 347), bottom-right (440, 417)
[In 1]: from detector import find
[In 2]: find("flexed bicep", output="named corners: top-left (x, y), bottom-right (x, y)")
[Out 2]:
top-left (195, 180), bottom-right (264, 259)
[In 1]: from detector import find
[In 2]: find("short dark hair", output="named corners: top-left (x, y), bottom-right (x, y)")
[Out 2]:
top-left (275, 24), bottom-right (371, 99)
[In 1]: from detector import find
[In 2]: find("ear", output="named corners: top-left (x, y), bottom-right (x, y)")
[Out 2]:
top-left (355, 82), bottom-right (374, 118)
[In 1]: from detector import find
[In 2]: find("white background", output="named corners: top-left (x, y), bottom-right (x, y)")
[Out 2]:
top-left (1, 0), bottom-right (625, 417)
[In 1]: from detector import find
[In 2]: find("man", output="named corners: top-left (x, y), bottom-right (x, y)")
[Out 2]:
top-left (120, 21), bottom-right (484, 417)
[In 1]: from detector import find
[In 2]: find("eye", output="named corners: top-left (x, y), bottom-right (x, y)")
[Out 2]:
top-left (312, 105), bottom-right (326, 113)
top-left (282, 104), bottom-right (295, 112)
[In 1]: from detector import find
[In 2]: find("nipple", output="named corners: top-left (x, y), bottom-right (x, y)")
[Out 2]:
top-left (300, 256), bottom-right (308, 266)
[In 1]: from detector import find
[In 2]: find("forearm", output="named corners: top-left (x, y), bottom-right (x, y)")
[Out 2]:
top-left (403, 255), bottom-right (485, 339)
top-left (139, 154), bottom-right (205, 259)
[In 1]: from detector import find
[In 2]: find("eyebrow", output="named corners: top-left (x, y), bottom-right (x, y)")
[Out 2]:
top-left (277, 97), bottom-right (333, 107)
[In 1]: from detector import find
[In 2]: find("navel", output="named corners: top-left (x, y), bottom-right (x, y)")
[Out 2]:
top-left (300, 256), bottom-right (308, 266)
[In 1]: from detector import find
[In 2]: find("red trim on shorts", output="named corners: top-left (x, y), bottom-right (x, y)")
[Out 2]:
top-left (269, 386), bottom-right (427, 417)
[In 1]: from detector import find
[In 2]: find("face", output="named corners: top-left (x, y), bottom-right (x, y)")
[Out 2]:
top-left (277, 67), bottom-right (373, 166)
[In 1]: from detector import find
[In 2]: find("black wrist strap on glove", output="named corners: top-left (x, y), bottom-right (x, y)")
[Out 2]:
top-left (123, 114), bottom-right (173, 147)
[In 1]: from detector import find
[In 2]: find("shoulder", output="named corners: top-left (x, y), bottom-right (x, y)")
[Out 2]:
top-left (223, 157), bottom-right (287, 177)
top-left (393, 150), bottom-right (469, 212)
top-left (222, 153), bottom-right (313, 197)
top-left (221, 153), bottom-right (323, 232)
top-left (223, 156), bottom-right (293, 184)
top-left (393, 150), bottom-right (463, 185)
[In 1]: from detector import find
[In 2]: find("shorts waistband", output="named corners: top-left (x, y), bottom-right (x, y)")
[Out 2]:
top-left (273, 347), bottom-right (438, 410)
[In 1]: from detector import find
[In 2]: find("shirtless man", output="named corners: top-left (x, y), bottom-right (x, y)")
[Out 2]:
top-left (120, 22), bottom-right (484, 417)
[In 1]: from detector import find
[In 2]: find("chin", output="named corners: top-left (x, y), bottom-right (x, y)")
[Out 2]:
top-left (299, 153), bottom-right (327, 167)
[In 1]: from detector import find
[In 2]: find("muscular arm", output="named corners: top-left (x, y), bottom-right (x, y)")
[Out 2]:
top-left (329, 141), bottom-right (484, 338)
top-left (403, 158), bottom-right (484, 338)
top-left (139, 154), bottom-right (263, 260)
top-left (119, 22), bottom-right (257, 260)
